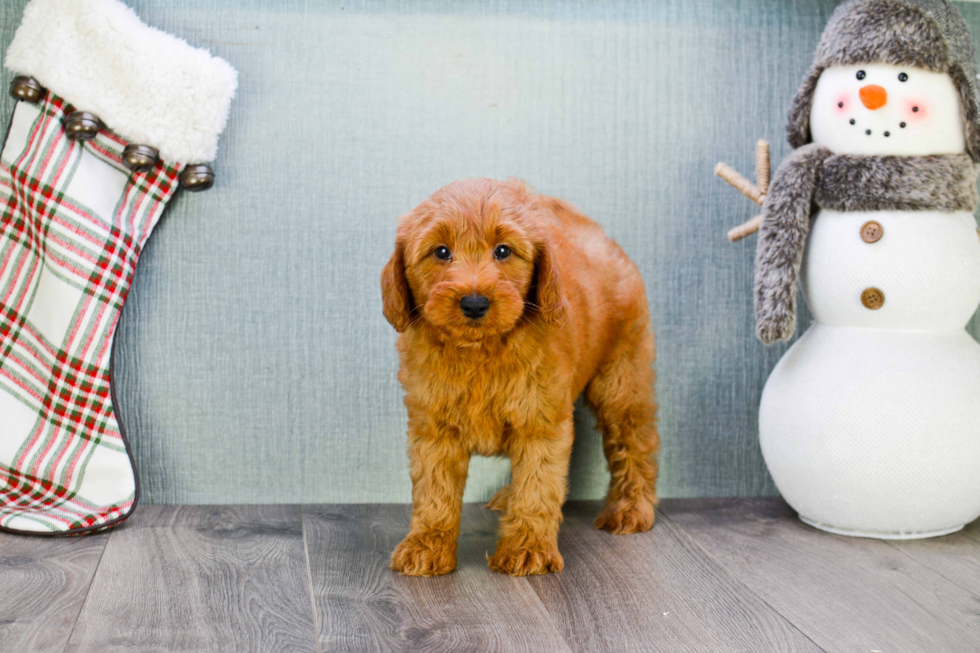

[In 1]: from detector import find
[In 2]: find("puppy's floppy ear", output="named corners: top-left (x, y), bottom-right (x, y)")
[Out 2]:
top-left (381, 237), bottom-right (412, 332)
top-left (533, 239), bottom-right (568, 326)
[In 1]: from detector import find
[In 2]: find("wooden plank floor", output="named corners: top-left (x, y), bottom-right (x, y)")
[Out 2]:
top-left (1, 499), bottom-right (978, 652)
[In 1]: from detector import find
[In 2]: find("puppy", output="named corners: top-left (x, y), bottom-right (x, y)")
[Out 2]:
top-left (381, 178), bottom-right (658, 577)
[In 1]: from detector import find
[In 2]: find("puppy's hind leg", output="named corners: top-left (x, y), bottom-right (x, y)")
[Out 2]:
top-left (486, 484), bottom-right (511, 512)
top-left (586, 323), bottom-right (659, 535)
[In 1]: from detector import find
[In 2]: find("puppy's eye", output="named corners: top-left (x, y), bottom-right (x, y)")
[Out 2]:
top-left (494, 245), bottom-right (511, 260)
top-left (898, 72), bottom-right (908, 82)
top-left (434, 246), bottom-right (451, 260)
top-left (856, 70), bottom-right (866, 80)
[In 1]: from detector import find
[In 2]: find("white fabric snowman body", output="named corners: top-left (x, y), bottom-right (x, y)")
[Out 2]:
top-left (755, 0), bottom-right (980, 538)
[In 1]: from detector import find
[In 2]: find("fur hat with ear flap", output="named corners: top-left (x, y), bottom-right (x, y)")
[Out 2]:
top-left (787, 0), bottom-right (980, 159)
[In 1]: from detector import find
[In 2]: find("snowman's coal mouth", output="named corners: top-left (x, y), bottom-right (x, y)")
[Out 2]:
top-left (848, 118), bottom-right (906, 138)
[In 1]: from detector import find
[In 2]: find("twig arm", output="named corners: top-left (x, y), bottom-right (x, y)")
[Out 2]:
top-left (714, 163), bottom-right (765, 206)
top-left (756, 140), bottom-right (770, 196)
top-left (728, 215), bottom-right (763, 243)
top-left (715, 138), bottom-right (772, 241)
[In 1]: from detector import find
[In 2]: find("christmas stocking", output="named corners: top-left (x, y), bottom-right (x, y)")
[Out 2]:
top-left (0, 0), bottom-right (236, 534)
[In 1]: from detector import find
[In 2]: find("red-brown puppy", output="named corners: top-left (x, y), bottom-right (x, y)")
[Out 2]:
top-left (381, 178), bottom-right (658, 577)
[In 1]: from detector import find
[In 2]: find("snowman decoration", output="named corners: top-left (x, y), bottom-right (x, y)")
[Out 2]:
top-left (718, 0), bottom-right (980, 538)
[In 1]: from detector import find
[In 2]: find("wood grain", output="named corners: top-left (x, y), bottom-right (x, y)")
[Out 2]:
top-left (518, 501), bottom-right (823, 653)
top-left (662, 498), bottom-right (980, 653)
top-left (66, 505), bottom-right (317, 653)
top-left (7, 500), bottom-right (980, 652)
top-left (0, 530), bottom-right (108, 652)
top-left (303, 503), bottom-right (570, 652)
top-left (884, 516), bottom-right (980, 595)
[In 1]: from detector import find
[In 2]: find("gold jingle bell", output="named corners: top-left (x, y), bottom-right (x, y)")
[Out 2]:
top-left (179, 164), bottom-right (215, 192)
top-left (122, 144), bottom-right (159, 173)
top-left (63, 111), bottom-right (102, 141)
top-left (9, 76), bottom-right (44, 103)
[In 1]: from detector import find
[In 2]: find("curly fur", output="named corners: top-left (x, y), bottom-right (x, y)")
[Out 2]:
top-left (382, 178), bottom-right (659, 577)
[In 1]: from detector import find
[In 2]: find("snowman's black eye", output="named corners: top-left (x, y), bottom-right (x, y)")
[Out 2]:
top-left (856, 70), bottom-right (867, 80)
top-left (434, 246), bottom-right (451, 260)
top-left (898, 72), bottom-right (908, 82)
top-left (494, 245), bottom-right (511, 260)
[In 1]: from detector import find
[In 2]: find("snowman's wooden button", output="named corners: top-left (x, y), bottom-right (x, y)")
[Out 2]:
top-left (861, 221), bottom-right (883, 243)
top-left (861, 287), bottom-right (885, 310)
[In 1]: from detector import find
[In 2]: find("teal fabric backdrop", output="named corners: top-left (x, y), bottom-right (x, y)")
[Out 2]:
top-left (1, 0), bottom-right (978, 504)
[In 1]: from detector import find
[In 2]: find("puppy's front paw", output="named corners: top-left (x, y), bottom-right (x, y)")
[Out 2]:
top-left (489, 538), bottom-right (564, 576)
top-left (595, 497), bottom-right (656, 534)
top-left (390, 530), bottom-right (457, 576)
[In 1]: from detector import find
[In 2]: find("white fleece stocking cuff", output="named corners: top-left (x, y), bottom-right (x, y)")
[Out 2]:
top-left (4, 0), bottom-right (238, 163)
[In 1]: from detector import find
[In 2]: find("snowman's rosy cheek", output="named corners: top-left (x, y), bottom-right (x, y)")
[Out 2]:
top-left (835, 94), bottom-right (850, 112)
top-left (905, 101), bottom-right (927, 121)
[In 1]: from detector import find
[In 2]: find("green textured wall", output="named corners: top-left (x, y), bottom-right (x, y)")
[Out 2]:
top-left (1, 0), bottom-right (978, 504)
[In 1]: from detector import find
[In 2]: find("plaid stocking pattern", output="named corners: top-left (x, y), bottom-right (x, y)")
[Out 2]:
top-left (0, 92), bottom-right (179, 534)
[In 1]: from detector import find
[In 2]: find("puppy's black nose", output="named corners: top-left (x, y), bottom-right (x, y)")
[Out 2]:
top-left (460, 294), bottom-right (490, 319)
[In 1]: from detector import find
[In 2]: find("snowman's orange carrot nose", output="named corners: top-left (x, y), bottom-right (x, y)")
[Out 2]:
top-left (859, 84), bottom-right (888, 110)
